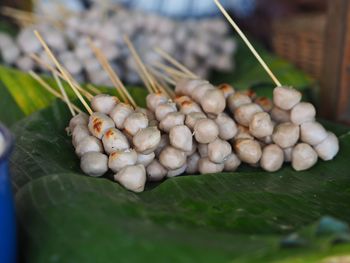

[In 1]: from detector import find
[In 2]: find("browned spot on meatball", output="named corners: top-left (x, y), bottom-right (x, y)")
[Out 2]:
top-left (218, 83), bottom-right (233, 91)
top-left (93, 119), bottom-right (103, 133)
top-left (110, 151), bottom-right (120, 158)
top-left (242, 89), bottom-right (257, 99)
top-left (181, 101), bottom-right (192, 107)
top-left (105, 129), bottom-right (114, 138)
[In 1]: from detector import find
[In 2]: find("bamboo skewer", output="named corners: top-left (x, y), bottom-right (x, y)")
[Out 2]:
top-left (86, 84), bottom-right (102, 95)
top-left (87, 39), bottom-right (137, 108)
top-left (123, 36), bottom-right (174, 98)
top-left (29, 70), bottom-right (82, 114)
top-left (123, 36), bottom-right (159, 94)
top-left (154, 47), bottom-right (199, 79)
top-left (149, 69), bottom-right (175, 99)
top-left (152, 62), bottom-right (195, 80)
top-left (30, 53), bottom-right (94, 100)
top-left (34, 30), bottom-right (93, 115)
top-left (214, 0), bottom-right (282, 87)
top-left (53, 72), bottom-right (76, 116)
top-left (148, 66), bottom-right (176, 86)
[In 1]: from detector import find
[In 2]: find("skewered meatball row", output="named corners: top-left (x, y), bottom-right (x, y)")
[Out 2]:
top-left (224, 85), bottom-right (339, 171)
top-left (172, 77), bottom-right (339, 173)
top-left (67, 94), bottom-right (163, 192)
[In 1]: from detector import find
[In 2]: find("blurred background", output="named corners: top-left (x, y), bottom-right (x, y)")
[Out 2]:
top-left (0, 0), bottom-right (349, 124)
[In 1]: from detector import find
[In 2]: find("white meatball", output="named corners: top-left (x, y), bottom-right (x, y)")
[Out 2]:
top-left (215, 113), bottom-right (237, 140)
top-left (80, 152), bottom-right (108, 177)
top-left (290, 102), bottom-right (316, 125)
top-left (169, 125), bottom-right (193, 152)
top-left (273, 86), bottom-right (302, 110)
top-left (108, 149), bottom-right (138, 173)
top-left (69, 113), bottom-right (89, 132)
top-left (75, 136), bottom-right (103, 157)
top-left (292, 143), bottom-right (318, 171)
top-left (194, 118), bottom-right (219, 144)
top-left (179, 100), bottom-right (203, 115)
top-left (72, 124), bottom-right (90, 147)
top-left (124, 112), bottom-right (148, 136)
top-left (208, 138), bottom-right (232, 164)
top-left (109, 103), bottom-right (134, 129)
top-left (137, 152), bottom-right (155, 167)
top-left (146, 93), bottom-right (168, 112)
top-left (260, 144), bottom-right (284, 172)
top-left (159, 146), bottom-right (187, 170)
top-left (159, 112), bottom-right (185, 132)
top-left (102, 128), bottom-right (129, 154)
top-left (114, 165), bottom-right (146, 193)
top-left (200, 89), bottom-right (226, 115)
top-left (234, 103), bottom-right (263, 127)
top-left (314, 132), bottom-right (339, 161)
top-left (234, 139), bottom-right (262, 164)
top-left (224, 153), bottom-right (241, 172)
top-left (135, 107), bottom-right (156, 121)
top-left (185, 112), bottom-right (207, 130)
top-left (1, 45), bottom-right (20, 64)
top-left (155, 102), bottom-right (177, 121)
top-left (91, 94), bottom-right (119, 114)
top-left (133, 127), bottom-right (161, 154)
top-left (198, 157), bottom-right (224, 174)
top-left (249, 112), bottom-right (274, 139)
top-left (272, 122), bottom-right (300, 148)
top-left (300, 122), bottom-right (328, 146)
top-left (88, 112), bottom-right (115, 139)
top-left (192, 83), bottom-right (215, 102)
top-left (147, 160), bottom-right (167, 182)
top-left (227, 92), bottom-right (252, 113)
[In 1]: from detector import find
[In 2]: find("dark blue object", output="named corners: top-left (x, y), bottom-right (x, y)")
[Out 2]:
top-left (0, 123), bottom-right (16, 263)
top-left (316, 216), bottom-right (350, 236)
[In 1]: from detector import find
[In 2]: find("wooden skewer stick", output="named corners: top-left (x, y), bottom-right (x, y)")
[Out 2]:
top-left (148, 67), bottom-right (175, 99)
top-left (154, 47), bottom-right (199, 79)
top-left (214, 0), bottom-right (282, 87)
top-left (123, 35), bottom-right (159, 94)
top-left (148, 66), bottom-right (176, 86)
top-left (34, 30), bottom-right (93, 115)
top-left (30, 53), bottom-right (94, 100)
top-left (87, 39), bottom-right (137, 107)
top-left (53, 72), bottom-right (76, 116)
top-left (29, 71), bottom-right (82, 114)
top-left (152, 62), bottom-right (196, 80)
top-left (86, 84), bottom-right (102, 95)
top-left (120, 37), bottom-right (154, 94)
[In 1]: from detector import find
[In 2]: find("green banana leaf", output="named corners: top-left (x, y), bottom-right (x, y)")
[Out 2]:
top-left (10, 100), bottom-right (350, 263)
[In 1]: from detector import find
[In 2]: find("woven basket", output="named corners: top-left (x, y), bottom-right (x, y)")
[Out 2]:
top-left (272, 14), bottom-right (326, 79)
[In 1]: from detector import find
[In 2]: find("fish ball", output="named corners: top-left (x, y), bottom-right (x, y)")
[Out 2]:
top-left (80, 152), bottom-right (108, 177)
